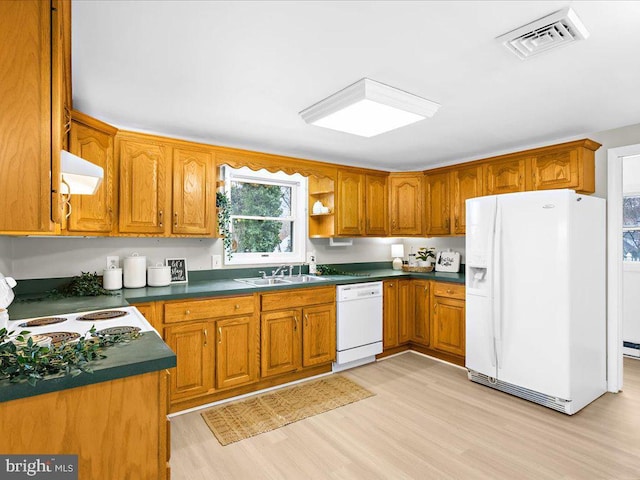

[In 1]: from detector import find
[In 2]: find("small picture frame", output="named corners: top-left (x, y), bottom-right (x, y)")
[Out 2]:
top-left (165, 258), bottom-right (188, 283)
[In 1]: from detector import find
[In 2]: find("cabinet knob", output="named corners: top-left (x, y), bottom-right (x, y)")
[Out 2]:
top-left (447, 289), bottom-right (453, 294)
top-left (235, 304), bottom-right (240, 309)
top-left (185, 309), bottom-right (191, 315)
top-left (203, 328), bottom-right (208, 346)
top-left (218, 327), bottom-right (222, 344)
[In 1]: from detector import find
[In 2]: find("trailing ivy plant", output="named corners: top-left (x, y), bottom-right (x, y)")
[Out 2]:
top-left (0, 326), bottom-right (141, 386)
top-left (216, 191), bottom-right (233, 260)
top-left (16, 272), bottom-right (115, 303)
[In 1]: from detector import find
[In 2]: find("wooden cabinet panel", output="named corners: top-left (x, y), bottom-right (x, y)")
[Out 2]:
top-left (165, 322), bottom-right (213, 401)
top-left (425, 172), bottom-right (450, 236)
top-left (0, 1), bottom-right (54, 232)
top-left (336, 170), bottom-right (365, 235)
top-left (431, 296), bottom-right (465, 357)
top-left (67, 114), bottom-right (116, 233)
top-left (131, 302), bottom-right (160, 332)
top-left (164, 295), bottom-right (254, 323)
top-left (260, 286), bottom-right (335, 312)
top-left (261, 310), bottom-right (301, 377)
top-left (389, 174), bottom-right (423, 236)
top-left (383, 280), bottom-right (399, 349)
top-left (432, 282), bottom-right (465, 300)
top-left (485, 157), bottom-right (526, 195)
top-left (216, 316), bottom-right (258, 390)
top-left (398, 280), bottom-right (412, 344)
top-left (308, 175), bottom-right (336, 238)
top-left (531, 149), bottom-right (579, 191)
top-left (118, 137), bottom-right (169, 234)
top-left (451, 165), bottom-right (483, 235)
top-left (365, 174), bottom-right (388, 236)
top-left (172, 147), bottom-right (215, 235)
top-left (411, 280), bottom-right (430, 346)
top-left (302, 304), bottom-right (336, 367)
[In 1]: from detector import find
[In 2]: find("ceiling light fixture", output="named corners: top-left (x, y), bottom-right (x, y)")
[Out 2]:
top-left (299, 78), bottom-right (440, 137)
top-left (497, 7), bottom-right (590, 60)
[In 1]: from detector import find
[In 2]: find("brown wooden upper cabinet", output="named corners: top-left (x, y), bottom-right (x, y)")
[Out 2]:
top-left (451, 165), bottom-right (483, 235)
top-left (424, 172), bottom-right (450, 236)
top-left (66, 112), bottom-right (117, 234)
top-left (336, 169), bottom-right (365, 236)
top-left (118, 134), bottom-right (170, 234)
top-left (172, 147), bottom-right (215, 235)
top-left (484, 156), bottom-right (527, 195)
top-left (389, 173), bottom-right (423, 236)
top-left (365, 173), bottom-right (389, 236)
top-left (335, 169), bottom-right (389, 236)
top-left (0, 0), bottom-right (69, 233)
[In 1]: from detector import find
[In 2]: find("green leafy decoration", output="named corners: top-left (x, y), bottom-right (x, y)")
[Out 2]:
top-left (216, 191), bottom-right (233, 261)
top-left (0, 326), bottom-right (140, 386)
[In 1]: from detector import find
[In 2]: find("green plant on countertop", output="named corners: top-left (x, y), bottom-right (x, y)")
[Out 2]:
top-left (216, 191), bottom-right (233, 261)
top-left (15, 272), bottom-right (116, 303)
top-left (0, 326), bottom-right (141, 386)
top-left (416, 248), bottom-right (436, 262)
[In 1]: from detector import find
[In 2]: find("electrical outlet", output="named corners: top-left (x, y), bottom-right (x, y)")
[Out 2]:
top-left (306, 252), bottom-right (316, 263)
top-left (106, 256), bottom-right (120, 268)
top-left (211, 254), bottom-right (222, 269)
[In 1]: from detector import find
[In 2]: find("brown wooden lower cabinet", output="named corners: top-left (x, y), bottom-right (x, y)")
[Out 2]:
top-left (160, 286), bottom-right (336, 411)
top-left (381, 280), bottom-right (465, 365)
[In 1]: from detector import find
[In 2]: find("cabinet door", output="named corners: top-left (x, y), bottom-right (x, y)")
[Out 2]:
top-left (131, 302), bottom-right (160, 332)
top-left (451, 166), bottom-right (483, 235)
top-left (389, 175), bottom-right (423, 236)
top-left (302, 304), bottom-right (336, 367)
top-left (484, 157), bottom-right (526, 195)
top-left (365, 174), bottom-right (388, 236)
top-left (261, 309), bottom-right (301, 377)
top-left (0, 1), bottom-right (53, 232)
top-left (67, 117), bottom-right (116, 233)
top-left (411, 280), bottom-right (430, 346)
top-left (336, 170), bottom-right (364, 235)
top-left (118, 137), bottom-right (169, 234)
top-left (397, 279), bottom-right (412, 344)
top-left (383, 281), bottom-right (399, 349)
top-left (431, 296), bottom-right (465, 357)
top-left (531, 149), bottom-right (579, 191)
top-left (172, 147), bottom-right (215, 235)
top-left (425, 172), bottom-right (450, 235)
top-left (165, 322), bottom-right (214, 401)
top-left (216, 316), bottom-right (258, 390)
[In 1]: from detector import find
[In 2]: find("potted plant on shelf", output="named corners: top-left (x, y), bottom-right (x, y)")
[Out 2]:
top-left (416, 247), bottom-right (436, 267)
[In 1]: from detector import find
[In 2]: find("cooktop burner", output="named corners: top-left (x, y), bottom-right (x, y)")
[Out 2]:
top-left (19, 317), bottom-right (67, 328)
top-left (77, 310), bottom-right (128, 321)
top-left (96, 326), bottom-right (141, 336)
top-left (45, 331), bottom-right (81, 345)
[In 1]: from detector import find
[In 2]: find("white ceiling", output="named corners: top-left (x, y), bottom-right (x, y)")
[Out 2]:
top-left (72, 1), bottom-right (640, 171)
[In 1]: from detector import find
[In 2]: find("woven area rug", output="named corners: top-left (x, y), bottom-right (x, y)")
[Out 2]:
top-left (201, 375), bottom-right (374, 445)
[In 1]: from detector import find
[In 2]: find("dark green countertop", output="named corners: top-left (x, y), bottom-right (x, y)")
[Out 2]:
top-left (0, 332), bottom-right (176, 404)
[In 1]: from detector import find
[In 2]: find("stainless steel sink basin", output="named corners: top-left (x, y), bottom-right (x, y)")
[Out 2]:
top-left (234, 275), bottom-right (325, 287)
top-left (282, 275), bottom-right (325, 283)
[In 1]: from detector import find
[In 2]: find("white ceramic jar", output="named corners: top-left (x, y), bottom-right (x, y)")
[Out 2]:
top-left (123, 253), bottom-right (147, 288)
top-left (147, 264), bottom-right (171, 287)
top-left (103, 265), bottom-right (123, 290)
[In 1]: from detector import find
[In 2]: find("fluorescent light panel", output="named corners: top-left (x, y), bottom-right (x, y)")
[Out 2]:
top-left (300, 78), bottom-right (440, 137)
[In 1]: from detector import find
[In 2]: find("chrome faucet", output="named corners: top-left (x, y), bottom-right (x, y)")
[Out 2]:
top-left (258, 271), bottom-right (267, 279)
top-left (271, 265), bottom-right (288, 277)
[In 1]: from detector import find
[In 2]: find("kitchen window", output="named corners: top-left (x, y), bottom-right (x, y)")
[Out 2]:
top-left (222, 166), bottom-right (307, 265)
top-left (623, 194), bottom-right (640, 262)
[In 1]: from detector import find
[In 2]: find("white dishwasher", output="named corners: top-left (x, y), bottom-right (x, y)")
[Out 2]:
top-left (333, 281), bottom-right (383, 372)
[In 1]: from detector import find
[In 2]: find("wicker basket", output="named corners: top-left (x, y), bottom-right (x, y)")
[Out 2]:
top-left (402, 265), bottom-right (434, 273)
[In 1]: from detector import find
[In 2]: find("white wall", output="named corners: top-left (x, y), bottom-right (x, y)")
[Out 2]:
top-left (0, 236), bottom-right (12, 276)
top-left (591, 122), bottom-right (640, 198)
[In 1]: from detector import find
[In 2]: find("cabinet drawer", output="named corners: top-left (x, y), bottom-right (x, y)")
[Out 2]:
top-left (164, 296), bottom-right (254, 323)
top-left (261, 286), bottom-right (335, 311)
top-left (432, 282), bottom-right (465, 300)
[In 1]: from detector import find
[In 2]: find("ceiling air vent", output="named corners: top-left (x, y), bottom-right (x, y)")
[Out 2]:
top-left (497, 7), bottom-right (590, 60)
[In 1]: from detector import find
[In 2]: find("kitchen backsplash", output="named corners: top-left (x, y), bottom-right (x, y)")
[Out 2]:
top-left (0, 235), bottom-right (465, 280)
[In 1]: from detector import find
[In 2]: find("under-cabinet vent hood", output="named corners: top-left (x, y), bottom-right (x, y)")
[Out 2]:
top-left (497, 7), bottom-right (589, 60)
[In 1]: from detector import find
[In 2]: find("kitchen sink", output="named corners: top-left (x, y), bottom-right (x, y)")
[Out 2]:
top-left (234, 275), bottom-right (326, 287)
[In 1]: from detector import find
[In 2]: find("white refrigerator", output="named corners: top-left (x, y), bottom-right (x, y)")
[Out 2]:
top-left (465, 189), bottom-right (606, 415)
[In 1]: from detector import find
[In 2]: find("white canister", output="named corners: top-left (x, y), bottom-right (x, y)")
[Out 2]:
top-left (123, 253), bottom-right (147, 288)
top-left (147, 264), bottom-right (171, 287)
top-left (103, 265), bottom-right (123, 290)
top-left (312, 200), bottom-right (324, 215)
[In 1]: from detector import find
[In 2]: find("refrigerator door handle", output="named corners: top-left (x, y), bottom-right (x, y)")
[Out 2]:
top-left (493, 201), bottom-right (503, 370)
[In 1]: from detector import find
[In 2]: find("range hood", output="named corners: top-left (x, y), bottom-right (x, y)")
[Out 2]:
top-left (60, 150), bottom-right (104, 195)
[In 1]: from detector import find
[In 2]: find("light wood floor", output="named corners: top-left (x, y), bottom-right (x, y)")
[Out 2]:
top-left (170, 353), bottom-right (640, 479)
